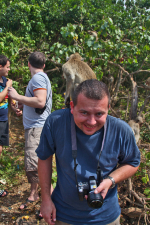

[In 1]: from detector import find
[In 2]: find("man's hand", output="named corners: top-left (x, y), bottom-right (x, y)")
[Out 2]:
top-left (40, 198), bottom-right (56, 225)
top-left (10, 99), bottom-right (22, 115)
top-left (8, 87), bottom-right (19, 100)
top-left (94, 178), bottom-right (112, 199)
top-left (17, 102), bottom-right (23, 109)
top-left (16, 109), bottom-right (22, 116)
top-left (6, 79), bottom-right (12, 89)
top-left (84, 178), bottom-right (112, 201)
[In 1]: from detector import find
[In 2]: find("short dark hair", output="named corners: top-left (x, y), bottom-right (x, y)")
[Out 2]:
top-left (72, 79), bottom-right (110, 107)
top-left (28, 51), bottom-right (46, 69)
top-left (0, 55), bottom-right (10, 67)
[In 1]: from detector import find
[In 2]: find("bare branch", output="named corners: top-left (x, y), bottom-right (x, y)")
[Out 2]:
top-left (95, 58), bottom-right (130, 76)
top-left (138, 85), bottom-right (150, 91)
top-left (130, 70), bottom-right (150, 76)
top-left (121, 38), bottom-right (134, 43)
top-left (109, 106), bottom-right (120, 118)
top-left (144, 122), bottom-right (150, 131)
top-left (45, 67), bottom-right (60, 73)
top-left (138, 59), bottom-right (146, 71)
top-left (130, 190), bottom-right (145, 205)
top-left (125, 91), bottom-right (130, 122)
top-left (47, 58), bottom-right (62, 67)
top-left (139, 95), bottom-right (150, 116)
top-left (125, 197), bottom-right (144, 208)
top-left (95, 58), bottom-right (150, 79)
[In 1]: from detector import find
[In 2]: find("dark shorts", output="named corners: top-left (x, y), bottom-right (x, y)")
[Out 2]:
top-left (0, 120), bottom-right (9, 146)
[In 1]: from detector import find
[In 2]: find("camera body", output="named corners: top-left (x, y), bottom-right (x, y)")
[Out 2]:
top-left (35, 105), bottom-right (46, 114)
top-left (78, 176), bottom-right (103, 209)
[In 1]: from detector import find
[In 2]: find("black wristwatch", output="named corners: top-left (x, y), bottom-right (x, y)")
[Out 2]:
top-left (105, 176), bottom-right (115, 189)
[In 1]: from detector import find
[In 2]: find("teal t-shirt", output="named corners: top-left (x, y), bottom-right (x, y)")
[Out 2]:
top-left (36, 109), bottom-right (140, 224)
top-left (0, 76), bottom-right (8, 121)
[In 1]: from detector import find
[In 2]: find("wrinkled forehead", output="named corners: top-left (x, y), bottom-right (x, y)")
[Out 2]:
top-left (77, 93), bottom-right (109, 105)
top-left (75, 93), bottom-right (109, 109)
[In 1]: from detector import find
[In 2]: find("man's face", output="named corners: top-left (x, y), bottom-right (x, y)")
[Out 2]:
top-left (0, 61), bottom-right (10, 77)
top-left (70, 93), bottom-right (109, 135)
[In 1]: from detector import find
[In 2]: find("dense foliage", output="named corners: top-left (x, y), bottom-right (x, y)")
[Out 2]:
top-left (0, 0), bottom-right (150, 115)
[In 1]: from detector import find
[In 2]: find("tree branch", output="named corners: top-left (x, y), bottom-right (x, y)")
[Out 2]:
top-left (45, 67), bottom-right (60, 73)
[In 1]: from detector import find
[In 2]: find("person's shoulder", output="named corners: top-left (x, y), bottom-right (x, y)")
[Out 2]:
top-left (107, 115), bottom-right (132, 132)
top-left (2, 76), bottom-right (7, 80)
top-left (46, 108), bottom-right (71, 124)
top-left (32, 72), bottom-right (46, 80)
top-left (51, 108), bottom-right (69, 117)
top-left (1, 76), bottom-right (7, 83)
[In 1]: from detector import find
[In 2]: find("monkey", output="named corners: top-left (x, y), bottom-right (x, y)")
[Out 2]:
top-left (62, 53), bottom-right (97, 107)
top-left (146, 77), bottom-right (150, 86)
top-left (128, 116), bottom-right (143, 144)
top-left (128, 120), bottom-right (140, 144)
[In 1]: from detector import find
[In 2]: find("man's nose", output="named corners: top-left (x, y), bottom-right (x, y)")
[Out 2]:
top-left (87, 115), bottom-right (96, 125)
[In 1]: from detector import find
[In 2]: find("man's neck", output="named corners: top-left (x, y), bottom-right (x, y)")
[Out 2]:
top-left (31, 69), bottom-right (44, 77)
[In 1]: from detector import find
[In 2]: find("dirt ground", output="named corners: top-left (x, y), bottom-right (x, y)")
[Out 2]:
top-left (0, 113), bottom-right (149, 225)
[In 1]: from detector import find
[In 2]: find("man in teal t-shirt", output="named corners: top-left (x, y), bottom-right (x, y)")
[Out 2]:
top-left (0, 55), bottom-right (21, 197)
top-left (36, 79), bottom-right (140, 225)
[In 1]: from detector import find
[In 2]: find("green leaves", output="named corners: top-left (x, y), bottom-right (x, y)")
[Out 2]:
top-left (0, 147), bottom-right (24, 187)
top-left (0, 0), bottom-right (150, 114)
top-left (144, 188), bottom-right (150, 197)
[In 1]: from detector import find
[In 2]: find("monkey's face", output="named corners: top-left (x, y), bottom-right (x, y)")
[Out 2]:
top-left (70, 93), bottom-right (109, 135)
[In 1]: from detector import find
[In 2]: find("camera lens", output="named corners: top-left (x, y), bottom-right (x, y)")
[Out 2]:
top-left (87, 191), bottom-right (103, 209)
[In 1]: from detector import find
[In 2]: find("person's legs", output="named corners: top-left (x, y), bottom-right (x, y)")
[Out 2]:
top-left (30, 182), bottom-right (39, 199)
top-left (26, 171), bottom-right (39, 200)
top-left (19, 170), bottom-right (39, 209)
top-left (20, 128), bottom-right (54, 210)
top-left (0, 121), bottom-right (9, 196)
top-left (0, 120), bottom-right (9, 156)
top-left (19, 127), bottom-right (42, 209)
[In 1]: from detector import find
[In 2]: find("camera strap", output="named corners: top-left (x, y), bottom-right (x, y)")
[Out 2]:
top-left (71, 115), bottom-right (107, 187)
top-left (71, 115), bottom-right (78, 187)
top-left (27, 73), bottom-right (51, 108)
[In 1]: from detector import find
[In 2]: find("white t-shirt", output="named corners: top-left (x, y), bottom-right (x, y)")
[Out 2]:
top-left (23, 72), bottom-right (52, 130)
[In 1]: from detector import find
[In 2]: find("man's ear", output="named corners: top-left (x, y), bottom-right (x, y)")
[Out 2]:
top-left (70, 101), bottom-right (74, 114)
top-left (43, 64), bottom-right (45, 69)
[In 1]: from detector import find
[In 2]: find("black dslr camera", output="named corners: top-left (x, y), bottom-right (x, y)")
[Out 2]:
top-left (35, 105), bottom-right (46, 114)
top-left (78, 176), bottom-right (103, 209)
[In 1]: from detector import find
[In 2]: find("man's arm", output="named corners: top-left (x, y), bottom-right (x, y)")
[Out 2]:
top-left (95, 164), bottom-right (139, 199)
top-left (0, 79), bottom-right (12, 102)
top-left (38, 156), bottom-right (56, 225)
top-left (8, 87), bottom-right (46, 108)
